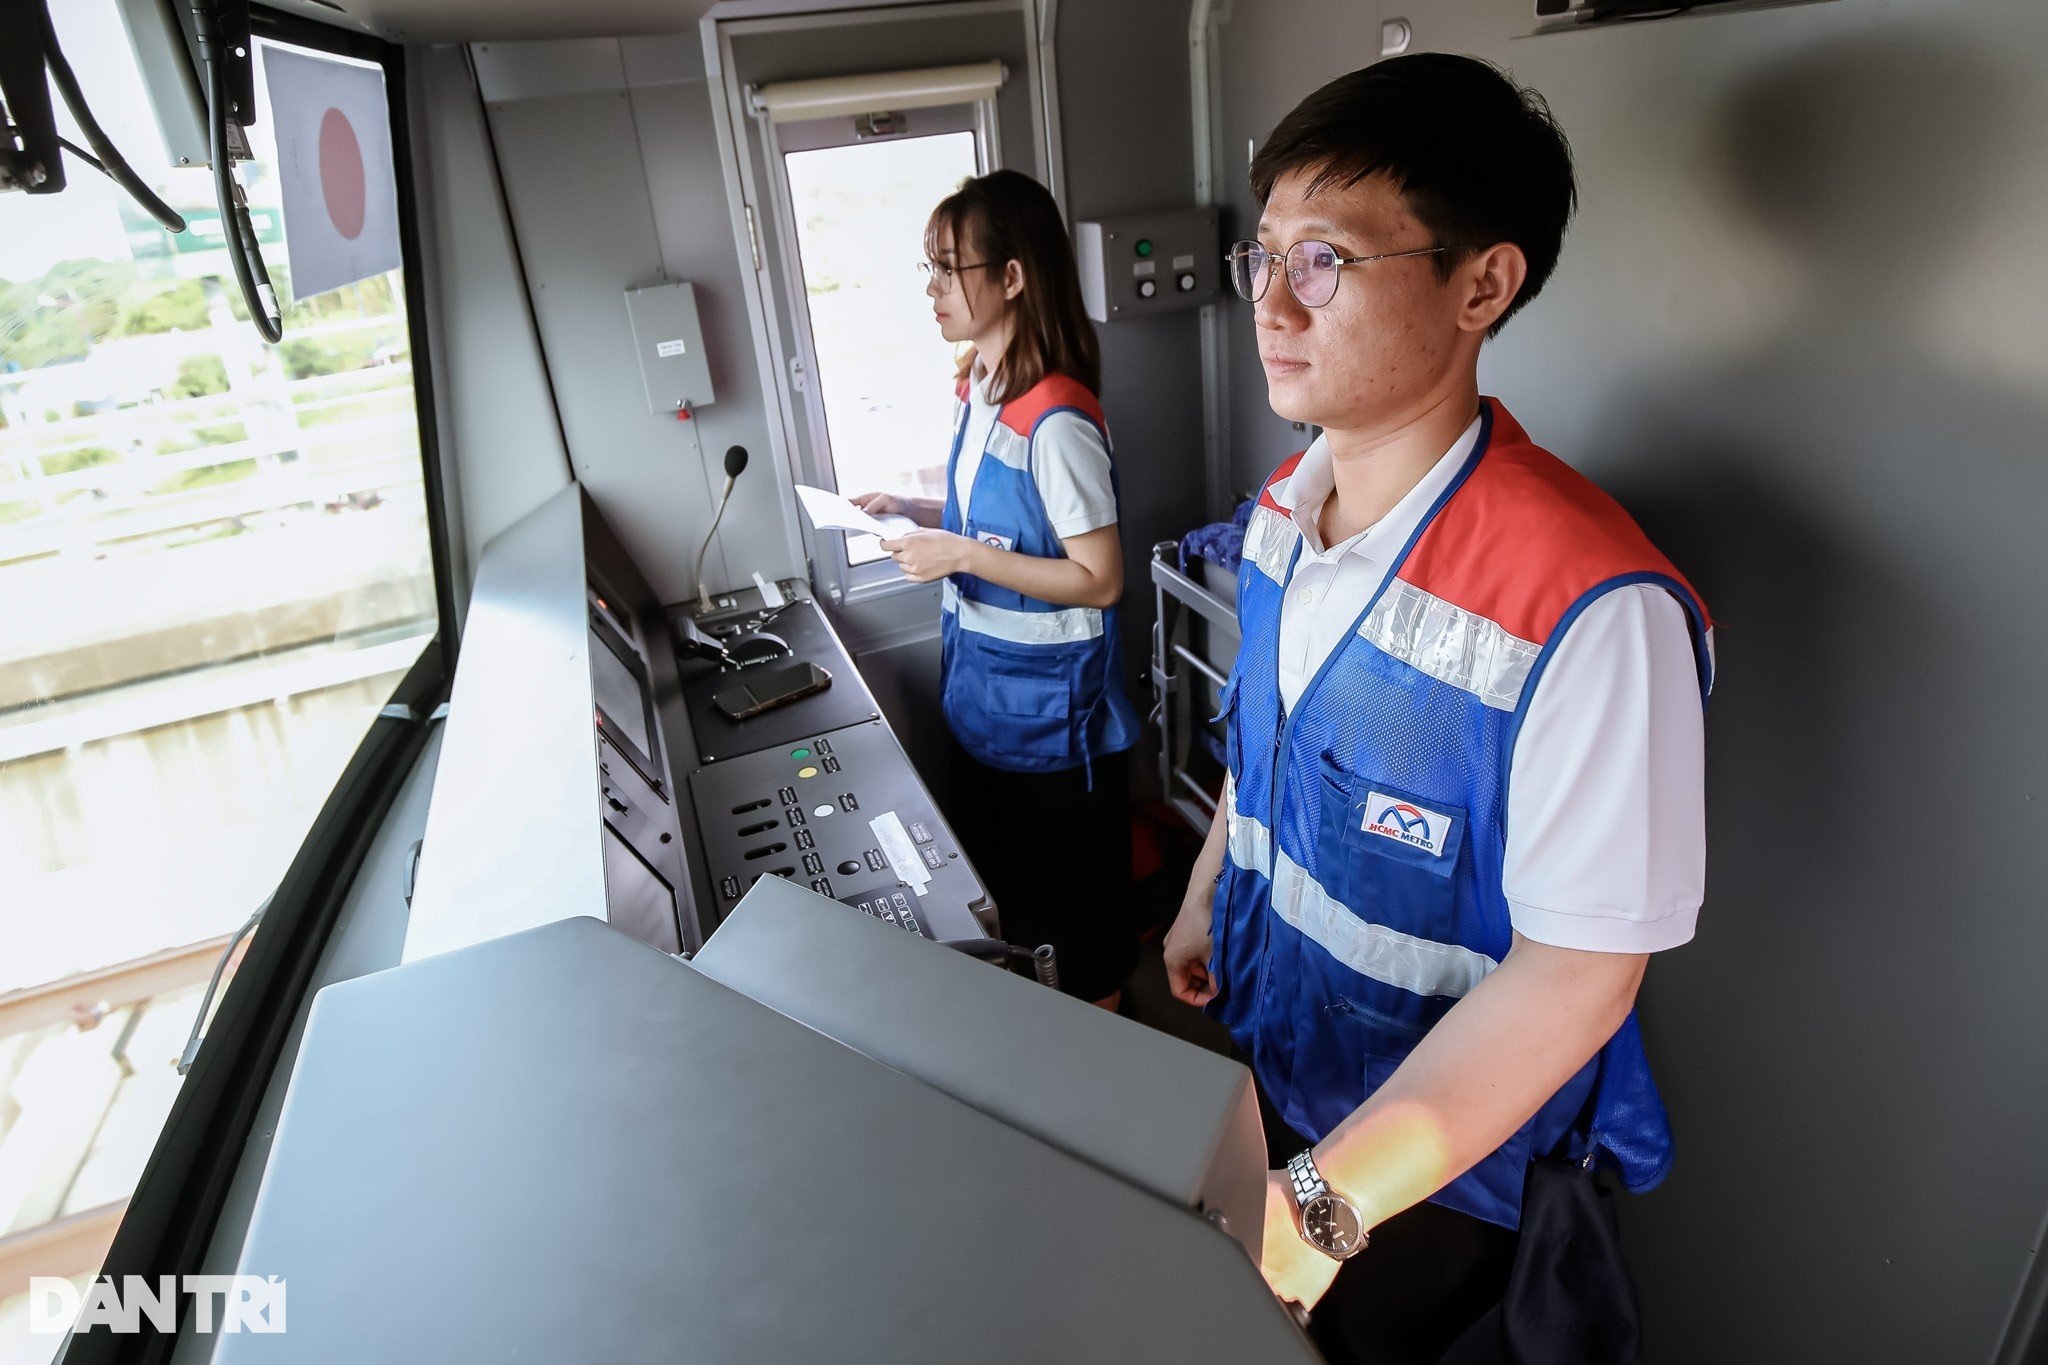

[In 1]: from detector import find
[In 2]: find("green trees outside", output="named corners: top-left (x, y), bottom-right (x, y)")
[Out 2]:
top-left (0, 262), bottom-right (225, 373)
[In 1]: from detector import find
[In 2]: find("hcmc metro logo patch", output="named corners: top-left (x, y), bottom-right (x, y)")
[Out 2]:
top-left (977, 531), bottom-right (1015, 551)
top-left (1363, 791), bottom-right (1454, 857)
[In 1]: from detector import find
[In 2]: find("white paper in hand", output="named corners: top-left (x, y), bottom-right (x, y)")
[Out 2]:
top-left (794, 485), bottom-right (917, 540)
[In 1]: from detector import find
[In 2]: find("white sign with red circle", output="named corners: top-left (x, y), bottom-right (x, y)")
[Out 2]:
top-left (261, 45), bottom-right (400, 302)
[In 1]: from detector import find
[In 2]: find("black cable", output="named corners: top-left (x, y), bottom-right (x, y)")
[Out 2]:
top-left (41, 23), bottom-right (186, 231)
top-left (193, 0), bottom-right (281, 342)
top-left (1584, 0), bottom-right (1700, 21)
top-left (940, 938), bottom-right (1061, 990)
top-left (56, 134), bottom-right (103, 173)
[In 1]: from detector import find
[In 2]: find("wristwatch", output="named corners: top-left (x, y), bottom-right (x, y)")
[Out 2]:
top-left (1286, 1149), bottom-right (1368, 1260)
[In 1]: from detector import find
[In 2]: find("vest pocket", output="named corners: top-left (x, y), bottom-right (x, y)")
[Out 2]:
top-left (1315, 757), bottom-right (1467, 960)
top-left (979, 665), bottom-right (1074, 759)
top-left (964, 515), bottom-right (1020, 554)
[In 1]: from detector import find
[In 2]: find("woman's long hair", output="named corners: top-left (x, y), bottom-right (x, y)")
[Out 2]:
top-left (924, 169), bottom-right (1101, 403)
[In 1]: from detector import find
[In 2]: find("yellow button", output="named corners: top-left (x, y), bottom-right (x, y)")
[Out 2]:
top-left (797, 765), bottom-right (819, 779)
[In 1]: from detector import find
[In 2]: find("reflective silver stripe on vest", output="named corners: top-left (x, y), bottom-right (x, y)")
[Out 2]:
top-left (1229, 763), bottom-right (1493, 996)
top-left (1223, 772), bottom-right (1272, 875)
top-left (1243, 504), bottom-right (1298, 584)
top-left (1270, 847), bottom-right (1497, 999)
top-left (1357, 578), bottom-right (1540, 712)
top-left (942, 579), bottom-right (1103, 644)
top-left (984, 423), bottom-right (1031, 471)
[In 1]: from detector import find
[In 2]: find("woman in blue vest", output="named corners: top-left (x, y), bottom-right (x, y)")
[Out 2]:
top-left (854, 170), bottom-right (1142, 1008)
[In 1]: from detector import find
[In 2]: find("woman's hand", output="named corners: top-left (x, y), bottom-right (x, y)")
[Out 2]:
top-left (850, 491), bottom-right (909, 517)
top-left (881, 529), bottom-right (978, 583)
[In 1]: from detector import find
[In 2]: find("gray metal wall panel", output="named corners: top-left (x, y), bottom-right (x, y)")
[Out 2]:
top-left (853, 631), bottom-right (951, 799)
top-left (483, 71), bottom-right (802, 605)
top-left (411, 45), bottom-right (574, 579)
top-left (1487, 4), bottom-right (2048, 1358)
top-left (627, 70), bottom-right (802, 600)
top-left (1055, 0), bottom-right (1209, 736)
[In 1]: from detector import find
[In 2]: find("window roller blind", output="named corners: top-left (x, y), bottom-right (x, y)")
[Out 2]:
top-left (749, 60), bottom-right (1007, 124)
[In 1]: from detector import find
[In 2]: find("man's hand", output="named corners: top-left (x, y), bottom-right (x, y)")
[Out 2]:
top-left (881, 529), bottom-right (977, 583)
top-left (1261, 1169), bottom-right (1341, 1312)
top-left (1165, 801), bottom-right (1231, 1007)
top-left (851, 491), bottom-right (909, 517)
top-left (1162, 891), bottom-right (1217, 1007)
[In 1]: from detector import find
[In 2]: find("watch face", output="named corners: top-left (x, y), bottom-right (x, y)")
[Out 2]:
top-left (1302, 1194), bottom-right (1364, 1256)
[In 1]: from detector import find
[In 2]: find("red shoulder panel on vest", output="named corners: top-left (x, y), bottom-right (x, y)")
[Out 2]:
top-left (1256, 452), bottom-right (1307, 514)
top-left (996, 373), bottom-right (1105, 435)
top-left (954, 377), bottom-right (971, 404)
top-left (1400, 400), bottom-right (1710, 642)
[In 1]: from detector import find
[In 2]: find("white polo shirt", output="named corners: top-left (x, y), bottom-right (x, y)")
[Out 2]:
top-left (954, 369), bottom-right (1118, 538)
top-left (1271, 419), bottom-right (1705, 954)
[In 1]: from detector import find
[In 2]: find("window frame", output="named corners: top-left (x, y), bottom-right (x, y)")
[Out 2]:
top-left (46, 9), bottom-right (458, 1357)
top-left (758, 100), bottom-right (994, 606)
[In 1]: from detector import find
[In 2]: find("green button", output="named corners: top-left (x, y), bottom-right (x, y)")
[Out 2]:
top-left (790, 747), bottom-right (810, 759)
top-left (1135, 239), bottom-right (1154, 258)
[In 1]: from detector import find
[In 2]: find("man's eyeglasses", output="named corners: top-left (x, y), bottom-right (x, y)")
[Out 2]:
top-left (918, 258), bottom-right (996, 290)
top-left (1226, 239), bottom-right (1449, 308)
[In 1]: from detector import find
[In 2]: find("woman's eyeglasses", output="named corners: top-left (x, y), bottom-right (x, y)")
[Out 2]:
top-left (918, 258), bottom-right (996, 290)
top-left (1226, 239), bottom-right (1449, 308)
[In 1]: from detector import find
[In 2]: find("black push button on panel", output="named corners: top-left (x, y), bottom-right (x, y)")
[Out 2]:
top-left (688, 714), bottom-right (988, 942)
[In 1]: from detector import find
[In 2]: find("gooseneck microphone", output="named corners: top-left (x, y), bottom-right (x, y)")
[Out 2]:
top-left (693, 445), bottom-right (751, 610)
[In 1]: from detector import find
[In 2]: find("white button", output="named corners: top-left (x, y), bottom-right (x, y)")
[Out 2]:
top-left (813, 804), bottom-right (834, 818)
top-left (1137, 279), bottom-right (1157, 299)
top-left (1297, 587), bottom-right (1315, 606)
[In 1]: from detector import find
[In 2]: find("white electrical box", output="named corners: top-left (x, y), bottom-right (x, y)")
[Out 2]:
top-left (623, 281), bottom-right (716, 414)
top-left (1074, 208), bottom-right (1222, 323)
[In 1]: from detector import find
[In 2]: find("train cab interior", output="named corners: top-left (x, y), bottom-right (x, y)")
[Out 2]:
top-left (1, 0), bottom-right (2045, 1359)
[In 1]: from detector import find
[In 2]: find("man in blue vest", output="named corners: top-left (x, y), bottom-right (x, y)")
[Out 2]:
top-left (1162, 55), bottom-right (1712, 1363)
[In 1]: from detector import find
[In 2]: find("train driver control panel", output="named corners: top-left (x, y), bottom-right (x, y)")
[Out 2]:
top-left (690, 720), bottom-right (987, 945)
top-left (675, 585), bottom-right (995, 950)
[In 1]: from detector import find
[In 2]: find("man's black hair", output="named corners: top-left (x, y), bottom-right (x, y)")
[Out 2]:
top-left (1250, 54), bottom-right (1576, 336)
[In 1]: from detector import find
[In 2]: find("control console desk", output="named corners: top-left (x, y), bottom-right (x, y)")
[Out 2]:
top-left (405, 484), bottom-right (991, 965)
top-left (676, 588), bottom-right (991, 944)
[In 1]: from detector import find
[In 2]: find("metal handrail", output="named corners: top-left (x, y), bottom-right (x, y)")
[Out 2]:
top-left (177, 898), bottom-right (269, 1075)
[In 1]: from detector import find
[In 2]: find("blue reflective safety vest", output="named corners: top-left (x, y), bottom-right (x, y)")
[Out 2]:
top-left (1209, 399), bottom-right (1715, 1229)
top-left (939, 372), bottom-right (1141, 776)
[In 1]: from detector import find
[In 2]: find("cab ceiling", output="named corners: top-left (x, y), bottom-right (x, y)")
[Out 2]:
top-left (268, 0), bottom-right (719, 45)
